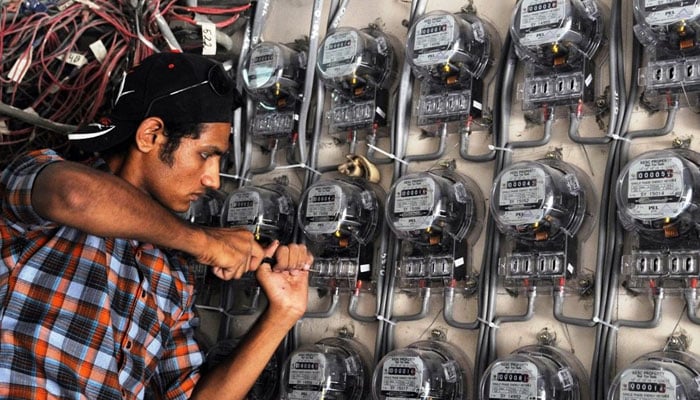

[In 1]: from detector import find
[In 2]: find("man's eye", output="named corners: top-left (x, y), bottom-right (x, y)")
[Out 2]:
top-left (200, 152), bottom-right (211, 160)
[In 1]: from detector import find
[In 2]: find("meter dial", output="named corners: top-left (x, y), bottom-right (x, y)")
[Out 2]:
top-left (406, 10), bottom-right (495, 85)
top-left (317, 27), bottom-right (399, 96)
top-left (280, 337), bottom-right (372, 400)
top-left (608, 351), bottom-right (700, 400)
top-left (480, 345), bottom-right (589, 400)
top-left (183, 189), bottom-right (227, 226)
top-left (616, 149), bottom-right (700, 241)
top-left (372, 340), bottom-right (471, 400)
top-left (220, 184), bottom-right (296, 245)
top-left (386, 169), bottom-right (483, 246)
top-left (298, 178), bottom-right (381, 248)
top-left (510, 0), bottom-right (604, 69)
top-left (491, 159), bottom-right (592, 242)
top-left (633, 0), bottom-right (700, 57)
top-left (242, 41), bottom-right (306, 109)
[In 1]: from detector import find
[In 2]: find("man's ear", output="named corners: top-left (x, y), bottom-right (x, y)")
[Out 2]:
top-left (134, 117), bottom-right (166, 153)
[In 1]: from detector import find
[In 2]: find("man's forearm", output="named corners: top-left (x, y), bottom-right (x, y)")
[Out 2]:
top-left (32, 161), bottom-right (205, 254)
top-left (190, 310), bottom-right (297, 399)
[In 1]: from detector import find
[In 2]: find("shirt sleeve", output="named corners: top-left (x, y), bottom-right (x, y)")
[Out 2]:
top-left (1, 149), bottom-right (63, 229)
top-left (149, 298), bottom-right (204, 400)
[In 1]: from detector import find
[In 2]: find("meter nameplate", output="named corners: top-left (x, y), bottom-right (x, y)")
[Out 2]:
top-left (519, 0), bottom-right (568, 46)
top-left (627, 157), bottom-right (685, 219)
top-left (499, 167), bottom-right (546, 225)
top-left (321, 30), bottom-right (359, 78)
top-left (412, 14), bottom-right (457, 66)
top-left (381, 356), bottom-right (424, 397)
top-left (619, 368), bottom-right (677, 400)
top-left (246, 45), bottom-right (278, 89)
top-left (226, 191), bottom-right (261, 226)
top-left (393, 178), bottom-right (436, 230)
top-left (305, 185), bottom-right (342, 234)
top-left (288, 352), bottom-right (325, 398)
top-left (643, 1), bottom-right (700, 25)
top-left (488, 361), bottom-right (539, 399)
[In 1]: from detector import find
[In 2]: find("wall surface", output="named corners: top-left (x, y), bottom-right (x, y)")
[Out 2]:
top-left (197, 0), bottom-right (700, 398)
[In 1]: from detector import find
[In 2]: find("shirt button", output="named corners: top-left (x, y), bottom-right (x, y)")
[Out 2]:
top-left (135, 250), bottom-right (142, 260)
top-left (125, 341), bottom-right (132, 350)
top-left (121, 389), bottom-right (127, 398)
top-left (140, 290), bottom-right (147, 299)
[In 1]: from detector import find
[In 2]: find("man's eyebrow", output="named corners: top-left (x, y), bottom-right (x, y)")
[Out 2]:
top-left (201, 145), bottom-right (227, 156)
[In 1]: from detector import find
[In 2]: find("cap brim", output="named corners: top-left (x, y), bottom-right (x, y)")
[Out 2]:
top-left (68, 121), bottom-right (137, 153)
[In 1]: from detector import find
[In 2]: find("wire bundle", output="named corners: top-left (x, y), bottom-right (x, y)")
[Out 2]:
top-left (0, 0), bottom-right (251, 167)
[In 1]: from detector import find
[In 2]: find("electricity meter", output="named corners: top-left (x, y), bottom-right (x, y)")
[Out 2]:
top-left (372, 340), bottom-right (472, 400)
top-left (608, 350), bottom-right (700, 400)
top-left (634, 1), bottom-right (700, 108)
top-left (220, 184), bottom-right (297, 245)
top-left (481, 345), bottom-right (589, 400)
top-left (242, 41), bottom-right (306, 138)
top-left (183, 189), bottom-right (227, 227)
top-left (206, 339), bottom-right (280, 400)
top-left (616, 149), bottom-right (700, 291)
top-left (317, 26), bottom-right (400, 132)
top-left (406, 10), bottom-right (498, 126)
top-left (298, 177), bottom-right (383, 288)
top-left (280, 337), bottom-right (372, 400)
top-left (491, 159), bottom-right (594, 288)
top-left (510, 0), bottom-right (604, 109)
top-left (386, 168), bottom-right (484, 288)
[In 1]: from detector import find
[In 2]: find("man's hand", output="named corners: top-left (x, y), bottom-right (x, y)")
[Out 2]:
top-left (197, 228), bottom-right (265, 280)
top-left (256, 242), bottom-right (312, 321)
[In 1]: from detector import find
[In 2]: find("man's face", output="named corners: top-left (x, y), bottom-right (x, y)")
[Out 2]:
top-left (147, 122), bottom-right (230, 213)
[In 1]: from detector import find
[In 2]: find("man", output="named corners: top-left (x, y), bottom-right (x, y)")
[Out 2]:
top-left (0, 52), bottom-right (312, 399)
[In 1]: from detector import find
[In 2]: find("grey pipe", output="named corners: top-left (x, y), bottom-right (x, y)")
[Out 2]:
top-left (302, 287), bottom-right (340, 318)
top-left (459, 125), bottom-right (496, 162)
top-left (684, 288), bottom-right (700, 325)
top-left (0, 101), bottom-right (76, 134)
top-left (249, 139), bottom-right (279, 176)
top-left (443, 286), bottom-right (479, 330)
top-left (403, 123), bottom-right (448, 164)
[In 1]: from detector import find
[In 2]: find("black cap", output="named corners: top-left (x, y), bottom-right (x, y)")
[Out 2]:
top-left (69, 52), bottom-right (239, 153)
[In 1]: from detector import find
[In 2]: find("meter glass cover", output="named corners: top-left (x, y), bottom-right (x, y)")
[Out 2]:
top-left (245, 43), bottom-right (281, 90)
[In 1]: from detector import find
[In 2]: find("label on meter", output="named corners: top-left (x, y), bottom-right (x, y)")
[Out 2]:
top-left (321, 30), bottom-right (359, 78)
top-left (305, 185), bottom-right (342, 234)
top-left (393, 178), bottom-right (436, 230)
top-left (247, 45), bottom-right (277, 89)
top-left (288, 352), bottom-right (325, 396)
top-left (488, 361), bottom-right (538, 399)
top-left (226, 191), bottom-right (261, 225)
top-left (619, 368), bottom-right (677, 400)
top-left (519, 0), bottom-right (567, 46)
top-left (643, 1), bottom-right (700, 25)
top-left (627, 157), bottom-right (685, 219)
top-left (498, 167), bottom-right (546, 225)
top-left (412, 14), bottom-right (456, 66)
top-left (381, 356), bottom-right (424, 397)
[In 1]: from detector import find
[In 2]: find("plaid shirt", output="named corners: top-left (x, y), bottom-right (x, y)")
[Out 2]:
top-left (0, 150), bottom-right (203, 399)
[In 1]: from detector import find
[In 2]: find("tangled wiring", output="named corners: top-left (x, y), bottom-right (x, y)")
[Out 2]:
top-left (0, 0), bottom-right (250, 167)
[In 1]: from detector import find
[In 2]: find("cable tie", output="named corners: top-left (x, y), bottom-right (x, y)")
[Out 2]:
top-left (375, 315), bottom-right (396, 325)
top-left (219, 173), bottom-right (251, 182)
top-left (477, 317), bottom-right (499, 329)
top-left (276, 163), bottom-right (322, 175)
top-left (606, 133), bottom-right (631, 142)
top-left (487, 144), bottom-right (513, 153)
top-left (366, 143), bottom-right (409, 165)
top-left (592, 316), bottom-right (618, 330)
